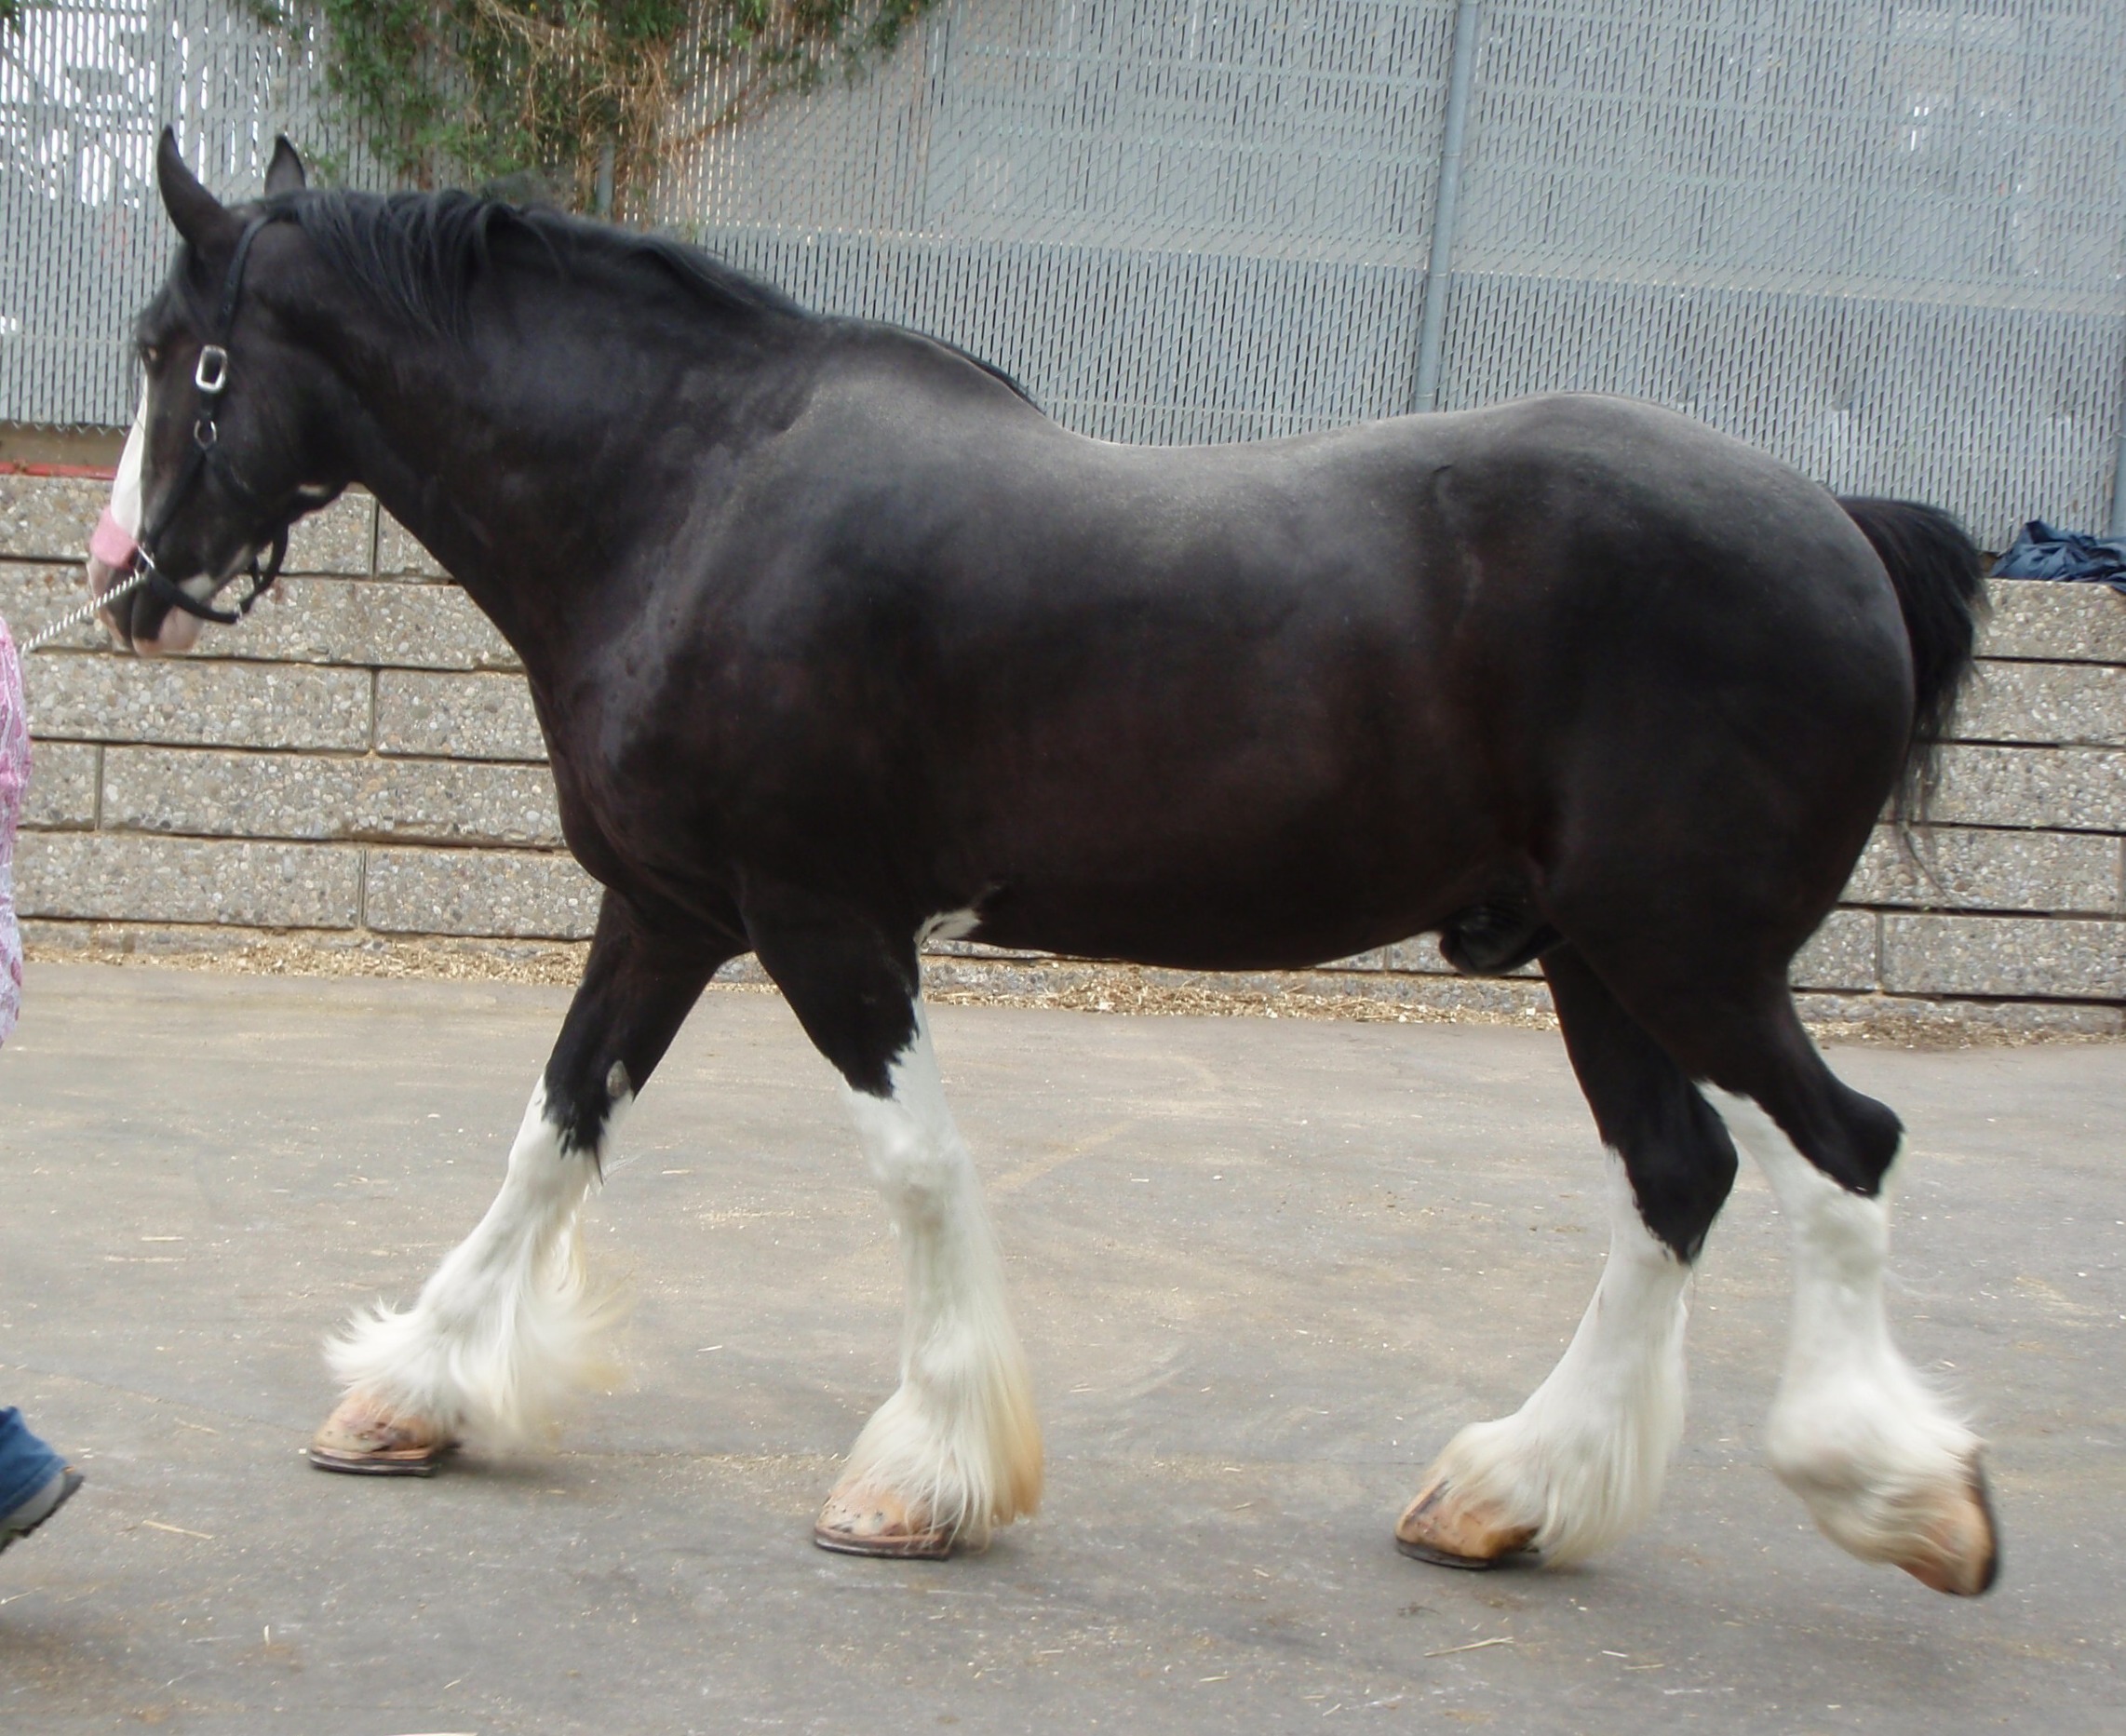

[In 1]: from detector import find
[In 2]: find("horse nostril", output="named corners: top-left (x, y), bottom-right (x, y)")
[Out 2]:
top-left (142, 604), bottom-right (201, 656)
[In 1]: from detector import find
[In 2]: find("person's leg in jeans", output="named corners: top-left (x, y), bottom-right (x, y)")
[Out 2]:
top-left (0, 1407), bottom-right (78, 1551)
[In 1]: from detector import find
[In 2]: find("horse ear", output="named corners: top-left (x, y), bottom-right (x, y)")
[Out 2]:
top-left (264, 135), bottom-right (306, 196)
top-left (156, 126), bottom-right (237, 251)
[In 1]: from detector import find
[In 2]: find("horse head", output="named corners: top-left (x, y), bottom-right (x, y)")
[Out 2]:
top-left (94, 130), bottom-right (350, 653)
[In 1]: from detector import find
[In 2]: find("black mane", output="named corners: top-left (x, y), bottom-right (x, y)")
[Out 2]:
top-left (271, 187), bottom-right (810, 340)
top-left (264, 187), bottom-right (1033, 403)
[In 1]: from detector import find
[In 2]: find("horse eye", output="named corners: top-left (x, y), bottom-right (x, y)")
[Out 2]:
top-left (139, 343), bottom-right (162, 370)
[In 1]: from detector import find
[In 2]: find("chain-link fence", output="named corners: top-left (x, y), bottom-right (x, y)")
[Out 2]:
top-left (6, 0), bottom-right (2124, 543)
top-left (0, 1), bottom-right (390, 426)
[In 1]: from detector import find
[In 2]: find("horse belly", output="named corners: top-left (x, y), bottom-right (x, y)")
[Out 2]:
top-left (922, 514), bottom-right (1500, 969)
top-left (959, 773), bottom-right (1496, 973)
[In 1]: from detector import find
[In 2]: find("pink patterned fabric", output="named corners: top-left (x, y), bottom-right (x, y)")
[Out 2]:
top-left (0, 614), bottom-right (26, 1044)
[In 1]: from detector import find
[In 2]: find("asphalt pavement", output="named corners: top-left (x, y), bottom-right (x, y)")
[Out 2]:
top-left (1, 963), bottom-right (2121, 1733)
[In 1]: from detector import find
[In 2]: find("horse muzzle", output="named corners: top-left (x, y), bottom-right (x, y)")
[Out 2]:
top-left (87, 514), bottom-right (206, 655)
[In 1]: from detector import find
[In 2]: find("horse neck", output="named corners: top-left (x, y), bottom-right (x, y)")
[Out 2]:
top-left (335, 290), bottom-right (790, 682)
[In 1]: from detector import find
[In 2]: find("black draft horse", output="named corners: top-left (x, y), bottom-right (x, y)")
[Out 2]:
top-left (99, 133), bottom-right (1993, 1593)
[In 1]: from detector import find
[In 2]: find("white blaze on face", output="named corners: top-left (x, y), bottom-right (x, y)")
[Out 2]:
top-left (86, 395), bottom-right (145, 585)
top-left (86, 391), bottom-right (200, 653)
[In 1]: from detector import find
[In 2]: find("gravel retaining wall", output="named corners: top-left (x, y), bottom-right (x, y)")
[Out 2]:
top-left (5, 471), bottom-right (2122, 1032)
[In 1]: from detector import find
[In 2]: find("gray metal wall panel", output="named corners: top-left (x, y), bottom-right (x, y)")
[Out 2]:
top-left (0, 0), bottom-right (386, 428)
top-left (1441, 0), bottom-right (2126, 539)
top-left (6, 0), bottom-right (2124, 545)
top-left (671, 0), bottom-right (1459, 449)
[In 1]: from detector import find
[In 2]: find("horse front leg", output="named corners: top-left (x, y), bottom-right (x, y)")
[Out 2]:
top-left (309, 894), bottom-right (728, 1474)
top-left (747, 893), bottom-right (1041, 1557)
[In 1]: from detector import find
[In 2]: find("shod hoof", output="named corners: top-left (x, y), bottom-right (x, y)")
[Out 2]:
top-left (1395, 1474), bottom-right (1539, 1569)
top-left (813, 1486), bottom-right (955, 1560)
top-left (307, 1393), bottom-right (458, 1477)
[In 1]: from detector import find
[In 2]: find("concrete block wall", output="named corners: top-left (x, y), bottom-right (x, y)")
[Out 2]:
top-left (3, 476), bottom-right (598, 950)
top-left (1270, 580), bottom-right (2126, 1025)
top-left (4, 470), bottom-right (2122, 1029)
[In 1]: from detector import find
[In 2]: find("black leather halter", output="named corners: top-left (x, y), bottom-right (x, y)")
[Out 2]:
top-left (135, 211), bottom-right (291, 626)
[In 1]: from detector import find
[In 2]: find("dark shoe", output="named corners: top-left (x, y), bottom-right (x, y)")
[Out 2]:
top-left (0, 1468), bottom-right (83, 1554)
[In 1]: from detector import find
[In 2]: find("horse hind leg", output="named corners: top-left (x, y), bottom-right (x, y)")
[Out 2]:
top-left (311, 896), bottom-right (724, 1469)
top-left (1695, 1040), bottom-right (1998, 1595)
top-left (1399, 946), bottom-right (1733, 1568)
top-left (1568, 926), bottom-right (1997, 1595)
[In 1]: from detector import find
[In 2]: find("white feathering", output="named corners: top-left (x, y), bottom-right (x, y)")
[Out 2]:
top-left (1422, 1153), bottom-right (1690, 1564)
top-left (326, 1080), bottom-right (626, 1447)
top-left (835, 1007), bottom-right (1042, 1546)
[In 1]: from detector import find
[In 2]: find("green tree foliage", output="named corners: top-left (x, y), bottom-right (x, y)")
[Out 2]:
top-left (2, 1), bottom-right (932, 212)
top-left (309, 0), bottom-right (936, 213)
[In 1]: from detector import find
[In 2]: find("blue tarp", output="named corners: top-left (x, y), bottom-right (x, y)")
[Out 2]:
top-left (1992, 520), bottom-right (2126, 593)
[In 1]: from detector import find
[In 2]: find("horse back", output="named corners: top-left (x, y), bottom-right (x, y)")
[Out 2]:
top-left (587, 359), bottom-right (1911, 967)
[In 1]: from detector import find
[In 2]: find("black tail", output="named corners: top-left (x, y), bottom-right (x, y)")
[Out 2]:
top-left (1839, 496), bottom-right (1989, 820)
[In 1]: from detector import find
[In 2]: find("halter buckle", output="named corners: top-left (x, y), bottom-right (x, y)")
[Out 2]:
top-left (194, 343), bottom-right (229, 394)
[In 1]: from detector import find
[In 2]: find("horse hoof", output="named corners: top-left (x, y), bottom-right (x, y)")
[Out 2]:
top-left (307, 1393), bottom-right (458, 1477)
top-left (1394, 1474), bottom-right (1538, 1569)
top-left (1895, 1461), bottom-right (1999, 1596)
top-left (813, 1487), bottom-right (954, 1559)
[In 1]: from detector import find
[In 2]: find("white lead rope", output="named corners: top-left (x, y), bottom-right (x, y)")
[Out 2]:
top-left (19, 566), bottom-right (151, 654)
